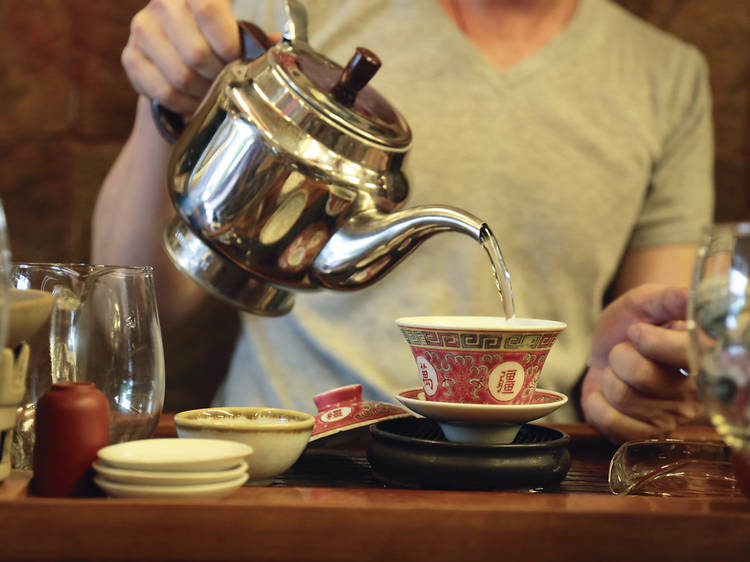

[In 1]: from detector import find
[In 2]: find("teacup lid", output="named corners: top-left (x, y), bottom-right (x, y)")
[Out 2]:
top-left (310, 384), bottom-right (411, 442)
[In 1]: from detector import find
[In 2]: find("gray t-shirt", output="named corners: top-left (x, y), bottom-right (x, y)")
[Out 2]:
top-left (216, 0), bottom-right (714, 421)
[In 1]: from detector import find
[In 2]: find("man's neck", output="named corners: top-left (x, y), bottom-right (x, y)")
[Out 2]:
top-left (437, 0), bottom-right (580, 69)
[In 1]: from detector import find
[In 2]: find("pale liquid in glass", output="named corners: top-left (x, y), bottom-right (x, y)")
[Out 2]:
top-left (691, 279), bottom-right (750, 457)
top-left (480, 225), bottom-right (515, 320)
top-left (700, 364), bottom-right (750, 457)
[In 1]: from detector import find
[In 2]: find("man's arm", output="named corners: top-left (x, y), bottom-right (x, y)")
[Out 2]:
top-left (92, 0), bottom-right (241, 328)
top-left (92, 96), bottom-right (206, 328)
top-left (612, 244), bottom-right (697, 295)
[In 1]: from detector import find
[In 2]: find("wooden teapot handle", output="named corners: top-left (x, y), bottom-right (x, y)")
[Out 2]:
top-left (151, 21), bottom-right (273, 143)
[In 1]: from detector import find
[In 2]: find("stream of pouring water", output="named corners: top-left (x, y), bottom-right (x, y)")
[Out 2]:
top-left (479, 225), bottom-right (515, 320)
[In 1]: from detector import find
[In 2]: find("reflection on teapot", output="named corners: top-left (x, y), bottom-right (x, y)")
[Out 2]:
top-left (155, 0), bottom-right (503, 316)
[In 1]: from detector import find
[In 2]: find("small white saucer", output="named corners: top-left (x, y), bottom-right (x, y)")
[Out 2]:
top-left (94, 473), bottom-right (248, 499)
top-left (97, 438), bottom-right (252, 472)
top-left (92, 460), bottom-right (249, 486)
top-left (395, 387), bottom-right (568, 444)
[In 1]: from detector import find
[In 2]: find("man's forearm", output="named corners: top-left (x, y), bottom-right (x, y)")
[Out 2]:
top-left (92, 95), bottom-right (205, 326)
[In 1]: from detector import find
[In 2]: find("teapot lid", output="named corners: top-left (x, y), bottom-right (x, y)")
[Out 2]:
top-left (265, 42), bottom-right (412, 150)
top-left (265, 41), bottom-right (411, 150)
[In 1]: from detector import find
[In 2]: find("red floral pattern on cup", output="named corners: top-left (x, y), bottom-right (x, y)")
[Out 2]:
top-left (399, 320), bottom-right (565, 406)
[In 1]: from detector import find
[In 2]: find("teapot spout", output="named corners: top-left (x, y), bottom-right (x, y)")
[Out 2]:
top-left (313, 206), bottom-right (486, 289)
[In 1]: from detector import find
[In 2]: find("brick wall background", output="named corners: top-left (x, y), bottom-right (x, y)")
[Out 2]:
top-left (0, 0), bottom-right (748, 412)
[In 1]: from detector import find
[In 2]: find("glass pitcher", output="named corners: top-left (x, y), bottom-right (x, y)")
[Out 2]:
top-left (11, 264), bottom-right (165, 469)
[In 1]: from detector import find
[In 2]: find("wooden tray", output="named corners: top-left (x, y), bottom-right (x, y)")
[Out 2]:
top-left (1, 422), bottom-right (748, 561)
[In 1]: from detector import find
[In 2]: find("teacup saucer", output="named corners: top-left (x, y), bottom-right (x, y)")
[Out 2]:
top-left (97, 438), bottom-right (252, 472)
top-left (395, 387), bottom-right (568, 444)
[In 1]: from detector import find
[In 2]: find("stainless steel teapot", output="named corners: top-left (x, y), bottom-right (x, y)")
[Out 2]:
top-left (154, 0), bottom-right (487, 315)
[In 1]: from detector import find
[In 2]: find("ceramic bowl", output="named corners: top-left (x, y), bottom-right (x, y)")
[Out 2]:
top-left (174, 407), bottom-right (314, 485)
top-left (8, 288), bottom-right (54, 348)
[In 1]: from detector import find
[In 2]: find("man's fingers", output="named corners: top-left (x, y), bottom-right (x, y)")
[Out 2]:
top-left (628, 321), bottom-right (688, 367)
top-left (598, 363), bottom-right (701, 425)
top-left (132, 16), bottom-right (214, 98)
top-left (153, 0), bottom-right (228, 80)
top-left (189, 0), bottom-right (241, 62)
top-left (590, 284), bottom-right (688, 369)
top-left (122, 42), bottom-right (200, 114)
top-left (624, 284), bottom-right (688, 325)
top-left (611, 330), bottom-right (691, 395)
top-left (581, 391), bottom-right (667, 443)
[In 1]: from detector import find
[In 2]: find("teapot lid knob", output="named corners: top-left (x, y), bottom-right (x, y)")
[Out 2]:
top-left (331, 47), bottom-right (382, 108)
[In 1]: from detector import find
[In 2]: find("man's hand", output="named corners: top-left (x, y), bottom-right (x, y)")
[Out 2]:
top-left (581, 284), bottom-right (703, 443)
top-left (122, 0), bottom-right (240, 115)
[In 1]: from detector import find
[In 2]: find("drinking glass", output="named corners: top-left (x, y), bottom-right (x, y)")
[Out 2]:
top-left (11, 264), bottom-right (165, 469)
top-left (0, 202), bottom-right (10, 351)
top-left (0, 201), bottom-right (11, 480)
top-left (687, 222), bottom-right (750, 498)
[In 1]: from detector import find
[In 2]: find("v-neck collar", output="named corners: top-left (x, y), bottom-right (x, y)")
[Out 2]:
top-left (430, 0), bottom-right (598, 89)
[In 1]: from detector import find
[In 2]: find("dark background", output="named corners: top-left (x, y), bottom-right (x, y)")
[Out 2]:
top-left (0, 0), bottom-right (748, 412)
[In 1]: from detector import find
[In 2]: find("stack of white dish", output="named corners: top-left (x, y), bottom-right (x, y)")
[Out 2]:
top-left (93, 438), bottom-right (252, 499)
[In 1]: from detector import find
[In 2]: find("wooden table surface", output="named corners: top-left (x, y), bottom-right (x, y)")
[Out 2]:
top-left (1, 418), bottom-right (748, 561)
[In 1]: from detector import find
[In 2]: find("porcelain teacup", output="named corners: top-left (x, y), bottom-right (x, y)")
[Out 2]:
top-left (397, 316), bottom-right (566, 406)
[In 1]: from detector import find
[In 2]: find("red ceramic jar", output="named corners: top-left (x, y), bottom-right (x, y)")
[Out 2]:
top-left (32, 382), bottom-right (109, 497)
